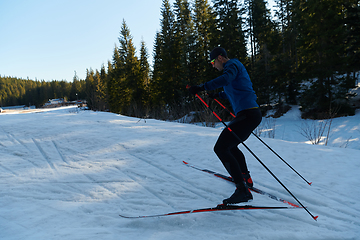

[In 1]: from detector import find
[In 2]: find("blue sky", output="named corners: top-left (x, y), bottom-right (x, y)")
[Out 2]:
top-left (0, 0), bottom-right (173, 82)
top-left (1, 0), bottom-right (277, 82)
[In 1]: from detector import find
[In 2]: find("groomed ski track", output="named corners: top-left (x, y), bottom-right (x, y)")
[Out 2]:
top-left (0, 107), bottom-right (359, 239)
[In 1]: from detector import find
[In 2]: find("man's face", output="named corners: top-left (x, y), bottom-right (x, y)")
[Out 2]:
top-left (211, 56), bottom-right (223, 71)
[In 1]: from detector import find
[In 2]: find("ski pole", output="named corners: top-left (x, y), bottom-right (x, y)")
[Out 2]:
top-left (210, 96), bottom-right (312, 186)
top-left (191, 90), bottom-right (318, 221)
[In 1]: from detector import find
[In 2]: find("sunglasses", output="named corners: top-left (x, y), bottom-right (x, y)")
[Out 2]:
top-left (211, 54), bottom-right (221, 66)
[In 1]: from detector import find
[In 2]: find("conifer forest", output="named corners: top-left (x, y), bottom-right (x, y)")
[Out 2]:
top-left (1, 0), bottom-right (359, 120)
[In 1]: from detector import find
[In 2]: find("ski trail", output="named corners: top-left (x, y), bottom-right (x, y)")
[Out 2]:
top-left (0, 131), bottom-right (40, 168)
top-left (52, 140), bottom-right (69, 164)
top-left (32, 138), bottom-right (57, 172)
top-left (82, 173), bottom-right (125, 200)
top-left (0, 162), bottom-right (18, 176)
top-left (5, 132), bottom-right (34, 156)
top-left (5, 133), bottom-right (19, 145)
top-left (0, 214), bottom-right (29, 231)
top-left (6, 133), bottom-right (29, 150)
top-left (0, 127), bottom-right (30, 152)
top-left (113, 165), bottom-right (176, 209)
top-left (46, 141), bottom-right (127, 202)
top-left (40, 141), bottom-right (148, 206)
top-left (119, 146), bottom-right (219, 203)
top-left (40, 141), bottom-right (131, 203)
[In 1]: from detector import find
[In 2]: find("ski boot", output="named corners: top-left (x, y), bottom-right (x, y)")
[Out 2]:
top-left (242, 171), bottom-right (253, 188)
top-left (223, 183), bottom-right (253, 205)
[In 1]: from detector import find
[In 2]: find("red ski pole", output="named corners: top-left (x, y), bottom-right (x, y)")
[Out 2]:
top-left (189, 88), bottom-right (318, 221)
top-left (211, 96), bottom-right (312, 186)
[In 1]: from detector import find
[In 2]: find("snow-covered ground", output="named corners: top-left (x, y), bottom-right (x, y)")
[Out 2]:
top-left (0, 106), bottom-right (359, 239)
top-left (256, 105), bottom-right (360, 150)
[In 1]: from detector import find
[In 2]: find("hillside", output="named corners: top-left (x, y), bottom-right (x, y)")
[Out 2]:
top-left (0, 107), bottom-right (359, 239)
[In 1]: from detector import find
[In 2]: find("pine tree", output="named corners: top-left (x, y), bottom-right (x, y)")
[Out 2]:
top-left (107, 45), bottom-right (123, 113)
top-left (344, 0), bottom-right (360, 80)
top-left (245, 0), bottom-right (278, 105)
top-left (273, 0), bottom-right (299, 104)
top-left (151, 0), bottom-right (176, 106)
top-left (212, 0), bottom-right (247, 61)
top-left (85, 68), bottom-right (96, 110)
top-left (139, 40), bottom-right (150, 107)
top-left (295, 0), bottom-right (354, 117)
top-left (107, 19), bottom-right (143, 115)
top-left (192, 0), bottom-right (217, 84)
top-left (150, 31), bottom-right (162, 107)
top-left (91, 66), bottom-right (108, 111)
top-left (173, 0), bottom-right (195, 102)
top-left (99, 64), bottom-right (108, 110)
top-left (119, 19), bottom-right (140, 109)
top-left (70, 71), bottom-right (80, 101)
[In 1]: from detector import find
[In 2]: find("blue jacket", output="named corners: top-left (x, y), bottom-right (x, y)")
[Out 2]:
top-left (204, 59), bottom-right (258, 115)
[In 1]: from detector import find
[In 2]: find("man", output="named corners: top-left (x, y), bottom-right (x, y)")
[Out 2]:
top-left (188, 47), bottom-right (262, 205)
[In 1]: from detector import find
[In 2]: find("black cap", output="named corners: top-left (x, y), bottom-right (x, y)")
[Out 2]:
top-left (210, 47), bottom-right (227, 60)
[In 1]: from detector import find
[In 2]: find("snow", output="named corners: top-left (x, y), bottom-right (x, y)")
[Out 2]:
top-left (0, 106), bottom-right (360, 239)
top-left (257, 106), bottom-right (360, 149)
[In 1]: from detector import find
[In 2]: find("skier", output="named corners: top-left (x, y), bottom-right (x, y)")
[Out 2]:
top-left (188, 47), bottom-right (262, 205)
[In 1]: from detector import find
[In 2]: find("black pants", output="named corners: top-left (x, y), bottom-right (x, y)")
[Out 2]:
top-left (214, 108), bottom-right (262, 185)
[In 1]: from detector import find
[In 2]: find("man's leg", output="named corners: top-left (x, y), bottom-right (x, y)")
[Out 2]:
top-left (213, 109), bottom-right (262, 204)
top-left (214, 129), bottom-right (243, 184)
top-left (230, 147), bottom-right (253, 187)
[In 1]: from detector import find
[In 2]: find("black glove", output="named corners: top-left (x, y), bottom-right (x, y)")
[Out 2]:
top-left (188, 84), bottom-right (205, 95)
top-left (208, 92), bottom-right (219, 99)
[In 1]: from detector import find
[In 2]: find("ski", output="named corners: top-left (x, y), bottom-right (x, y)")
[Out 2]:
top-left (183, 161), bottom-right (300, 208)
top-left (119, 204), bottom-right (292, 219)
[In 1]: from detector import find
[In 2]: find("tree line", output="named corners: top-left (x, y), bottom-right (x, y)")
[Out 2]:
top-left (1, 0), bottom-right (359, 120)
top-left (0, 75), bottom-right (86, 107)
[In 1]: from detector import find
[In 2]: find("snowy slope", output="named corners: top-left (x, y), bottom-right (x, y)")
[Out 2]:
top-left (0, 107), bottom-right (359, 240)
top-left (258, 106), bottom-right (360, 150)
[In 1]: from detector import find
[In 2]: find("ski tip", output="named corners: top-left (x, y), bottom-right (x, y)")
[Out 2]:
top-left (313, 215), bottom-right (319, 221)
top-left (308, 182), bottom-right (313, 186)
top-left (183, 161), bottom-right (188, 164)
top-left (119, 214), bottom-right (134, 218)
